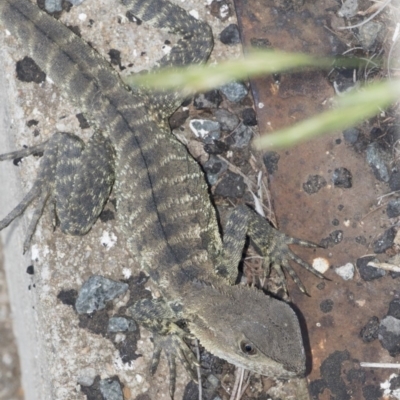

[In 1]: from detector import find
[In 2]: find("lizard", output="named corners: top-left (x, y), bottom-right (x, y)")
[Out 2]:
top-left (0, 0), bottom-right (325, 396)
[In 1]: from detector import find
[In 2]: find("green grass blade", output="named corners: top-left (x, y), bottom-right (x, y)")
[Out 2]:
top-left (125, 51), bottom-right (333, 92)
top-left (254, 80), bottom-right (400, 149)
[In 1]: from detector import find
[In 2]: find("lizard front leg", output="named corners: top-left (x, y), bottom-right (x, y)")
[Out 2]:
top-left (128, 298), bottom-right (198, 399)
top-left (0, 131), bottom-right (115, 252)
top-left (216, 205), bottom-right (324, 293)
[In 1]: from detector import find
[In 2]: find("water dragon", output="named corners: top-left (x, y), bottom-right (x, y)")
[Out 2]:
top-left (0, 0), bottom-right (324, 396)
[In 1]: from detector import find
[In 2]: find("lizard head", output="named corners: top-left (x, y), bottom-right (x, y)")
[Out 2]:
top-left (188, 284), bottom-right (306, 378)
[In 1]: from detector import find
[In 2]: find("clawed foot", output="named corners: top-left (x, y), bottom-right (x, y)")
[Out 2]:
top-left (262, 230), bottom-right (326, 294)
top-left (150, 322), bottom-right (199, 399)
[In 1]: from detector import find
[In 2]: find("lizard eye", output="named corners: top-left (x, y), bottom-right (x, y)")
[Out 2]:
top-left (240, 340), bottom-right (257, 355)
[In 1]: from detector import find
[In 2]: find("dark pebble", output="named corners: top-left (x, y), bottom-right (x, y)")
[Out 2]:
top-left (390, 375), bottom-right (400, 390)
top-left (219, 24), bottom-right (240, 45)
top-left (225, 124), bottom-right (253, 148)
top-left (320, 299), bottom-right (334, 313)
top-left (214, 108), bottom-right (239, 131)
top-left (389, 170), bottom-right (400, 191)
top-left (342, 127), bottom-right (360, 144)
top-left (214, 170), bottom-right (246, 198)
top-left (303, 174), bottom-right (327, 195)
top-left (362, 384), bottom-right (383, 400)
top-left (332, 167), bottom-right (352, 188)
top-left (263, 151), bottom-right (280, 175)
top-left (26, 265), bottom-right (34, 275)
top-left (355, 235), bottom-right (367, 246)
top-left (242, 108), bottom-right (257, 126)
top-left (366, 142), bottom-right (390, 182)
top-left (388, 298), bottom-right (400, 319)
top-left (320, 230), bottom-right (343, 248)
top-left (16, 56), bottom-right (46, 84)
top-left (373, 227), bottom-right (396, 253)
top-left (169, 110), bottom-right (189, 130)
top-left (203, 155), bottom-right (228, 185)
top-left (356, 256), bottom-right (385, 281)
top-left (250, 37), bottom-right (272, 49)
top-left (75, 275), bottom-right (129, 314)
top-left (193, 90), bottom-right (222, 109)
top-left (204, 140), bottom-right (229, 155)
top-left (387, 199), bottom-right (400, 218)
top-left (359, 316), bottom-right (380, 342)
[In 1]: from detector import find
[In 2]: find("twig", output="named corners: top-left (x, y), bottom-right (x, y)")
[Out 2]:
top-left (388, 23), bottom-right (400, 79)
top-left (194, 339), bottom-right (203, 400)
top-left (229, 368), bottom-right (242, 400)
top-left (361, 362), bottom-right (400, 368)
top-left (337, 0), bottom-right (392, 30)
top-left (367, 261), bottom-right (400, 273)
top-left (238, 371), bottom-right (251, 399)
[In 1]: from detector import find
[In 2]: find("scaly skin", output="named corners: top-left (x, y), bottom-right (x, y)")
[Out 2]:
top-left (0, 0), bottom-right (323, 397)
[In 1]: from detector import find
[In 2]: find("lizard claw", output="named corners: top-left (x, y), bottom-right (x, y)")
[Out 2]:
top-left (150, 322), bottom-right (199, 398)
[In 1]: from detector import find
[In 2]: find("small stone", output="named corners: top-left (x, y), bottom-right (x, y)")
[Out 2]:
top-left (357, 21), bottom-right (385, 51)
top-left (210, 0), bottom-right (232, 21)
top-left (320, 230), bottom-right (343, 248)
top-left (303, 175), bottom-right (327, 195)
top-left (332, 167), bottom-right (352, 188)
top-left (338, 0), bottom-right (358, 18)
top-left (263, 151), bottom-right (280, 175)
top-left (26, 265), bottom-right (34, 275)
top-left (44, 0), bottom-right (62, 12)
top-left (193, 90), bottom-right (222, 109)
top-left (389, 170), bottom-right (400, 191)
top-left (214, 171), bottom-right (246, 198)
top-left (312, 257), bottom-right (330, 274)
top-left (219, 24), bottom-right (241, 45)
top-left (189, 119), bottom-right (221, 139)
top-left (204, 140), bottom-right (229, 155)
top-left (225, 124), bottom-right (253, 148)
top-left (169, 109), bottom-right (189, 130)
top-left (373, 227), bottom-right (396, 253)
top-left (335, 263), bottom-right (354, 280)
top-left (16, 57), bottom-right (46, 84)
top-left (332, 219), bottom-right (340, 226)
top-left (214, 109), bottom-right (239, 131)
top-left (99, 378), bottom-right (124, 400)
top-left (355, 235), bottom-right (367, 246)
top-left (250, 37), bottom-right (272, 49)
top-left (242, 108), bottom-right (257, 126)
top-left (366, 143), bottom-right (390, 182)
top-left (203, 155), bottom-right (228, 185)
top-left (360, 316), bottom-right (380, 342)
top-left (219, 81), bottom-right (248, 103)
top-left (108, 317), bottom-right (137, 333)
top-left (362, 385), bottom-right (383, 400)
top-left (356, 256), bottom-right (385, 281)
top-left (77, 368), bottom-right (97, 387)
top-left (75, 275), bottom-right (129, 314)
top-left (343, 127), bottom-right (360, 144)
top-left (387, 199), bottom-right (400, 218)
top-left (388, 299), bottom-right (400, 320)
top-left (379, 316), bottom-right (400, 357)
top-left (320, 299), bottom-right (334, 313)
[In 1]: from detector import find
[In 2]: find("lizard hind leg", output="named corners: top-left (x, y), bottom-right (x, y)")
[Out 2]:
top-left (216, 205), bottom-right (325, 294)
top-left (0, 131), bottom-right (115, 251)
